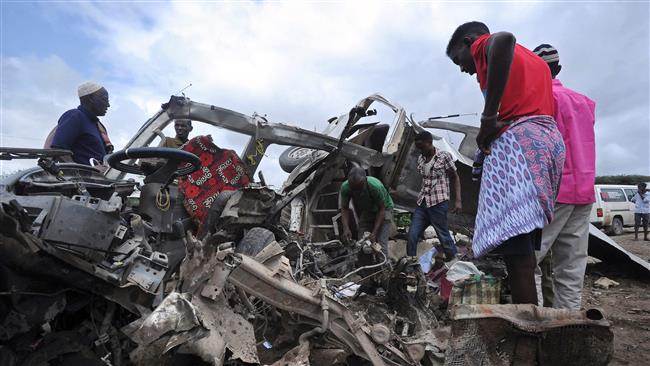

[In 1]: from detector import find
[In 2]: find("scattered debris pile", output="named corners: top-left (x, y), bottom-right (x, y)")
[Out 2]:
top-left (0, 175), bottom-right (451, 365)
top-left (0, 181), bottom-right (616, 366)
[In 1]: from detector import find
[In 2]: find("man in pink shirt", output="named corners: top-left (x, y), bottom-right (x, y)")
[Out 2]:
top-left (533, 44), bottom-right (596, 310)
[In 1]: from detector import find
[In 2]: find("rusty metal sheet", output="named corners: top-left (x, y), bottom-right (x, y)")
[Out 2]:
top-left (177, 328), bottom-right (227, 365)
top-left (123, 292), bottom-right (201, 346)
top-left (450, 304), bottom-right (611, 329)
top-left (124, 291), bottom-right (259, 365)
top-left (190, 295), bottom-right (259, 364)
top-left (447, 304), bottom-right (613, 366)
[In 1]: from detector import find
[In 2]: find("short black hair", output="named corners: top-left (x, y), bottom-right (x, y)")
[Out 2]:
top-left (446, 21), bottom-right (490, 56)
top-left (175, 119), bottom-right (192, 126)
top-left (414, 131), bottom-right (433, 143)
top-left (543, 61), bottom-right (560, 77)
top-left (639, 182), bottom-right (647, 189)
top-left (348, 167), bottom-right (367, 184)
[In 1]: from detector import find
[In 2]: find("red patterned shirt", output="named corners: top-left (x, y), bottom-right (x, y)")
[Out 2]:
top-left (417, 150), bottom-right (456, 207)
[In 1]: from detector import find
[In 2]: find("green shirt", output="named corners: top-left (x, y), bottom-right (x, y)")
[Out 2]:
top-left (340, 176), bottom-right (394, 214)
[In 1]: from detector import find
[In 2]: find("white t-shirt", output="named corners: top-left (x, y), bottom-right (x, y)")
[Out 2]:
top-left (632, 192), bottom-right (650, 214)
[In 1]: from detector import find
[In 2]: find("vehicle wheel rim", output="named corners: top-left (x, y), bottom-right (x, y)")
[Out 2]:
top-left (614, 219), bottom-right (623, 233)
top-left (288, 147), bottom-right (312, 159)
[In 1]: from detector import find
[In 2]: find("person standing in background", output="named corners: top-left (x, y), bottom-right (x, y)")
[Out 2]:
top-left (531, 44), bottom-right (596, 310)
top-left (339, 167), bottom-right (395, 255)
top-left (49, 81), bottom-right (111, 165)
top-left (159, 119), bottom-right (193, 148)
top-left (631, 182), bottom-right (650, 241)
top-left (406, 131), bottom-right (461, 261)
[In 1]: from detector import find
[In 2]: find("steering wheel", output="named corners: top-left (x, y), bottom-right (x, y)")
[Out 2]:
top-left (107, 147), bottom-right (201, 177)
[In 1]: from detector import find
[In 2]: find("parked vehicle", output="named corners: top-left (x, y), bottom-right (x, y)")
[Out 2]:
top-left (590, 184), bottom-right (638, 235)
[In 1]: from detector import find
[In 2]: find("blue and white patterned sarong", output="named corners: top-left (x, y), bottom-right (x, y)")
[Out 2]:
top-left (473, 116), bottom-right (565, 257)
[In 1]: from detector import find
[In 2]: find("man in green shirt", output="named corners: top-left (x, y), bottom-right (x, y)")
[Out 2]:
top-left (340, 167), bottom-right (394, 254)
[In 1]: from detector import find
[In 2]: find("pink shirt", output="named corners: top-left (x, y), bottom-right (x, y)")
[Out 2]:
top-left (552, 79), bottom-right (596, 204)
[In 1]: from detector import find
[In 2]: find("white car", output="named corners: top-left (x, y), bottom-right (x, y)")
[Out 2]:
top-left (590, 184), bottom-right (638, 235)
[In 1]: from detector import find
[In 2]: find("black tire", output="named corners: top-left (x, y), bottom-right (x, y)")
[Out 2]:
top-left (608, 217), bottom-right (624, 236)
top-left (279, 147), bottom-right (313, 173)
top-left (236, 227), bottom-right (276, 257)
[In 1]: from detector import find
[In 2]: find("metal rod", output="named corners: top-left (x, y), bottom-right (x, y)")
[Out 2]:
top-left (427, 112), bottom-right (478, 120)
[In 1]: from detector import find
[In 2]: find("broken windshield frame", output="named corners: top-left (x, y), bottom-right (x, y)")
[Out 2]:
top-left (104, 96), bottom-right (385, 182)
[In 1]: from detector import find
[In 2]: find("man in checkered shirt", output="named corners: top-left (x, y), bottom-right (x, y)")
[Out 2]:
top-left (407, 131), bottom-right (462, 261)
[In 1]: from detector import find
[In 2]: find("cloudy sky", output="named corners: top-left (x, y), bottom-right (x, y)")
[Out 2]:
top-left (1, 1), bottom-right (648, 187)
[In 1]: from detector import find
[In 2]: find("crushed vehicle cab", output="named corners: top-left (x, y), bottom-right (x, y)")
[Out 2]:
top-left (0, 94), bottom-right (622, 366)
top-left (0, 149), bottom-right (176, 301)
top-left (0, 95), bottom-right (461, 365)
top-left (105, 94), bottom-right (481, 242)
top-left (0, 149), bottom-right (178, 364)
top-left (0, 95), bottom-right (450, 365)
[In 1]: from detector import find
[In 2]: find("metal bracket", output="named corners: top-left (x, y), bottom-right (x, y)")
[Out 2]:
top-left (200, 263), bottom-right (236, 300)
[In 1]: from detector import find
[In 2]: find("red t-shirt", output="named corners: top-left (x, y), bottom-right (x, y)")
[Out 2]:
top-left (471, 34), bottom-right (554, 122)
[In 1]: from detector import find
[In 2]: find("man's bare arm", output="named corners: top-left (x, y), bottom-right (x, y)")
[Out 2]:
top-left (483, 32), bottom-right (516, 117)
top-left (370, 200), bottom-right (386, 242)
top-left (477, 32), bottom-right (516, 152)
top-left (340, 193), bottom-right (353, 242)
top-left (448, 168), bottom-right (462, 213)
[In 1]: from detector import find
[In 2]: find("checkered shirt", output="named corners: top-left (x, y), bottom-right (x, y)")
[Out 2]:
top-left (417, 150), bottom-right (456, 207)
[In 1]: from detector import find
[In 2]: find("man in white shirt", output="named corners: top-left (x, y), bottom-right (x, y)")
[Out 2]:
top-left (631, 182), bottom-right (650, 241)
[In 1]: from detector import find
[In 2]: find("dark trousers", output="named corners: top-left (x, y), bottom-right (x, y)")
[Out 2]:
top-left (407, 201), bottom-right (457, 259)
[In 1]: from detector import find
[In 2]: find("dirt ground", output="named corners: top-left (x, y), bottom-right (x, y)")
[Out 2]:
top-left (583, 229), bottom-right (650, 366)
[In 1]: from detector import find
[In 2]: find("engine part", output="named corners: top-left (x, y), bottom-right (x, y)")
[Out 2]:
top-left (125, 252), bottom-right (168, 293)
top-left (38, 195), bottom-right (123, 260)
top-left (370, 324), bottom-right (391, 345)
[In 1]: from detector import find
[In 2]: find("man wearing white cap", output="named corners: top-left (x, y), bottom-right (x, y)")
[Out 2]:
top-left (50, 81), bottom-right (111, 165)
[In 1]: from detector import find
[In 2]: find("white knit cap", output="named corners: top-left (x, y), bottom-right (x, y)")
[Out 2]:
top-left (78, 81), bottom-right (103, 97)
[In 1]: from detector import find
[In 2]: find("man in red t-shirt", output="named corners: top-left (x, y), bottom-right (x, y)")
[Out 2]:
top-left (445, 22), bottom-right (565, 305)
top-left (446, 22), bottom-right (555, 149)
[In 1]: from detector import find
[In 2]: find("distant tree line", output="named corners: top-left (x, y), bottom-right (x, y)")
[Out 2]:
top-left (595, 175), bottom-right (650, 185)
